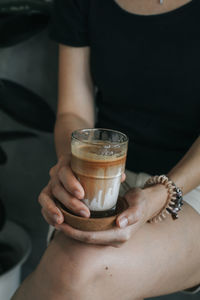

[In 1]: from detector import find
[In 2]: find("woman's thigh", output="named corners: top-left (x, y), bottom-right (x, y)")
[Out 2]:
top-left (93, 203), bottom-right (200, 299)
top-left (78, 203), bottom-right (200, 300)
top-left (31, 202), bottom-right (200, 300)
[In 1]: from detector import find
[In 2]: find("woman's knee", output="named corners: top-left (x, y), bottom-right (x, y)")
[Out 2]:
top-left (35, 232), bottom-right (107, 298)
top-left (44, 232), bottom-right (150, 300)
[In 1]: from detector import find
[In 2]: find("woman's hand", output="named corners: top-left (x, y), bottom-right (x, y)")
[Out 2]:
top-left (55, 185), bottom-right (168, 247)
top-left (38, 155), bottom-right (90, 226)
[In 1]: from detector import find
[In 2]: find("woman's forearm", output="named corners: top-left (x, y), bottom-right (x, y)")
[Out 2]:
top-left (145, 136), bottom-right (200, 219)
top-left (167, 136), bottom-right (200, 194)
top-left (54, 46), bottom-right (95, 162)
top-left (54, 113), bottom-right (94, 161)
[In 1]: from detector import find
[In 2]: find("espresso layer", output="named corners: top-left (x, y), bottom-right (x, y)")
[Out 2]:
top-left (71, 154), bottom-right (126, 175)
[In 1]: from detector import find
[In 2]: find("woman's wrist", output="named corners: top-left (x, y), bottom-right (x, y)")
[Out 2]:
top-left (57, 153), bottom-right (71, 166)
top-left (144, 175), bottom-right (184, 222)
top-left (143, 184), bottom-right (168, 221)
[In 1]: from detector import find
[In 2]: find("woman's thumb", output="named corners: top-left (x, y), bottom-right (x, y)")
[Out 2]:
top-left (116, 189), bottom-right (141, 228)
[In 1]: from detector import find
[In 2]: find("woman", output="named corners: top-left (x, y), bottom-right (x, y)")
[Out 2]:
top-left (13, 0), bottom-right (200, 299)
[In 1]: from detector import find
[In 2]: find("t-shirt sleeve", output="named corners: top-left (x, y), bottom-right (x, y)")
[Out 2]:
top-left (49, 0), bottom-right (90, 47)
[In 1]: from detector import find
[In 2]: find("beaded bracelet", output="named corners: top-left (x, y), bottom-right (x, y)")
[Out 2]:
top-left (144, 175), bottom-right (184, 223)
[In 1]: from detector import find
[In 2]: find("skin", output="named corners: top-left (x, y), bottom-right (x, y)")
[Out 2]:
top-left (12, 204), bottom-right (200, 300)
top-left (114, 0), bottom-right (192, 15)
top-left (12, 0), bottom-right (199, 299)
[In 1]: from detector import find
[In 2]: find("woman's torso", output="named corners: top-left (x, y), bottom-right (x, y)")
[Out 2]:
top-left (50, 0), bottom-right (200, 174)
top-left (87, 0), bottom-right (200, 174)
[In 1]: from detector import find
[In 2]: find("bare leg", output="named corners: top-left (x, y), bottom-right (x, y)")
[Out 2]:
top-left (12, 203), bottom-right (200, 300)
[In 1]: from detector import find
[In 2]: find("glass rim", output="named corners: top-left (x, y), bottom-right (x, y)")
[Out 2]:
top-left (71, 128), bottom-right (129, 146)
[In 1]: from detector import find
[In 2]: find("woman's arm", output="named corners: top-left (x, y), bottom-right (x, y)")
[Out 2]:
top-left (168, 136), bottom-right (200, 194)
top-left (39, 44), bottom-right (95, 223)
top-left (145, 135), bottom-right (200, 219)
top-left (55, 44), bottom-right (95, 160)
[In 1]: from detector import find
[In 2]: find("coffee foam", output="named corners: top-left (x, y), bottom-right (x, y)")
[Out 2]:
top-left (72, 143), bottom-right (126, 162)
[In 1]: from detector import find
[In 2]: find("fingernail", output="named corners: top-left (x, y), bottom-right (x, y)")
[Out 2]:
top-left (79, 210), bottom-right (89, 218)
top-left (119, 217), bottom-right (128, 228)
top-left (74, 190), bottom-right (83, 199)
top-left (53, 214), bottom-right (61, 224)
top-left (56, 207), bottom-right (62, 216)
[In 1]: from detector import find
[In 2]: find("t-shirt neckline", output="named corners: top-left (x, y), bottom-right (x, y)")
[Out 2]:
top-left (111, 0), bottom-right (197, 20)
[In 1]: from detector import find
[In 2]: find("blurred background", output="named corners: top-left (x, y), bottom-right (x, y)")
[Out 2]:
top-left (0, 0), bottom-right (199, 299)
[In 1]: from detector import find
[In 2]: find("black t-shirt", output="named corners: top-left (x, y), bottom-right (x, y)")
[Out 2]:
top-left (50, 0), bottom-right (200, 174)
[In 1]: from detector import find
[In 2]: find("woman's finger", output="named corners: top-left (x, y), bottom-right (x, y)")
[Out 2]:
top-left (38, 186), bottom-right (64, 224)
top-left (55, 222), bottom-right (132, 245)
top-left (50, 179), bottom-right (90, 218)
top-left (116, 206), bottom-right (141, 228)
top-left (57, 165), bottom-right (85, 199)
top-left (49, 165), bottom-right (58, 178)
top-left (41, 208), bottom-right (57, 226)
top-left (121, 173), bottom-right (126, 183)
top-left (116, 189), bottom-right (146, 228)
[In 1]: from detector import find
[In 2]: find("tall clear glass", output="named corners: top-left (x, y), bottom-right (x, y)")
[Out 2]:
top-left (71, 128), bottom-right (128, 217)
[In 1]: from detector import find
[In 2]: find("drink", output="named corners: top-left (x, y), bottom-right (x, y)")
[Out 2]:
top-left (71, 129), bottom-right (128, 217)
